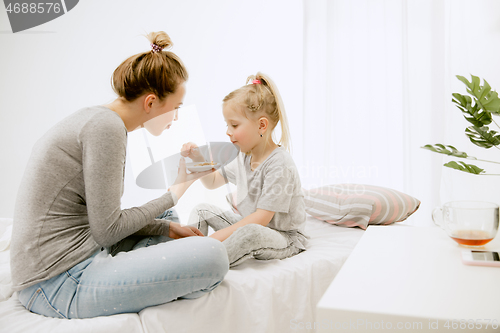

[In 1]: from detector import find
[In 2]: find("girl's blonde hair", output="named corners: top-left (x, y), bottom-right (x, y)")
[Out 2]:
top-left (223, 72), bottom-right (291, 152)
top-left (111, 31), bottom-right (188, 102)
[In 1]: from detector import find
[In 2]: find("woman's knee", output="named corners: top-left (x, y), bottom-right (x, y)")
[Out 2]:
top-left (194, 237), bottom-right (229, 279)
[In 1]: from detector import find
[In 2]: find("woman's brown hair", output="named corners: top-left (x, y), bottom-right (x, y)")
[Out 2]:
top-left (111, 31), bottom-right (188, 102)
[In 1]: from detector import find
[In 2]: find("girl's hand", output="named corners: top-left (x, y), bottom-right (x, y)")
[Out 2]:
top-left (168, 157), bottom-right (212, 200)
top-left (181, 142), bottom-right (204, 162)
top-left (168, 222), bottom-right (204, 239)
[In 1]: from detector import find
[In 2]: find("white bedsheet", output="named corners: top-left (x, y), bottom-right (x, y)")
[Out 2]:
top-left (0, 216), bottom-right (364, 333)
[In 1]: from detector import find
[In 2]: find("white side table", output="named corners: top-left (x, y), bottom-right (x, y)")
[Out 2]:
top-left (316, 225), bottom-right (500, 332)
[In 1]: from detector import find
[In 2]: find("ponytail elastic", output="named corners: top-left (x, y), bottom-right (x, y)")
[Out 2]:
top-left (151, 43), bottom-right (163, 53)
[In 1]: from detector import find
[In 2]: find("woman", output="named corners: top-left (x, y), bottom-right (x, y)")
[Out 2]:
top-left (10, 31), bottom-right (229, 319)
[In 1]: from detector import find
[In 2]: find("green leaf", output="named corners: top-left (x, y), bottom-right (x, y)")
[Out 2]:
top-left (465, 126), bottom-right (500, 148)
top-left (444, 161), bottom-right (484, 175)
top-left (421, 144), bottom-right (472, 159)
top-left (452, 93), bottom-right (472, 108)
top-left (456, 75), bottom-right (476, 95)
top-left (456, 75), bottom-right (500, 115)
top-left (452, 93), bottom-right (492, 127)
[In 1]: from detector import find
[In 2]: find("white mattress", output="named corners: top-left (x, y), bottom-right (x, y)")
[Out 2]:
top-left (0, 216), bottom-right (364, 333)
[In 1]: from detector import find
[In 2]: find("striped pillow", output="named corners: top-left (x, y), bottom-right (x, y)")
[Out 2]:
top-left (303, 184), bottom-right (420, 229)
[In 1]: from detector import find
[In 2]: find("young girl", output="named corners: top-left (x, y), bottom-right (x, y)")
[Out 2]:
top-left (182, 72), bottom-right (307, 267)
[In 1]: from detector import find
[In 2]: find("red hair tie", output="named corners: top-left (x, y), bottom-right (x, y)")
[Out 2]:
top-left (252, 79), bottom-right (261, 84)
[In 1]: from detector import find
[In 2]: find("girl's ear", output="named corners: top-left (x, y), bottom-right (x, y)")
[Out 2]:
top-left (258, 117), bottom-right (269, 131)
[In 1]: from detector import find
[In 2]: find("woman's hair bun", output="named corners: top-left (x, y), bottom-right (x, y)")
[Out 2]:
top-left (146, 31), bottom-right (173, 51)
top-left (112, 31), bottom-right (187, 102)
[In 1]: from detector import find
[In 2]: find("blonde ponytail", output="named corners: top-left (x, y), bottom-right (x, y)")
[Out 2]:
top-left (253, 72), bottom-right (291, 152)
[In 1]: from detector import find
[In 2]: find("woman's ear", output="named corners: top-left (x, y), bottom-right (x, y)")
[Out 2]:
top-left (143, 94), bottom-right (157, 114)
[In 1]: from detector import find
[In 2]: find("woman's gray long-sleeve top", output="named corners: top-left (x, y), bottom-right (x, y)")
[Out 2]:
top-left (10, 106), bottom-right (177, 291)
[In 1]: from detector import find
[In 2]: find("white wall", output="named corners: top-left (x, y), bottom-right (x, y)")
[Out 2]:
top-left (0, 0), bottom-right (303, 218)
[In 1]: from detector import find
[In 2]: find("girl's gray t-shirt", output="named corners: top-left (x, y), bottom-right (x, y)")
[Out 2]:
top-left (10, 106), bottom-right (177, 291)
top-left (219, 147), bottom-right (308, 249)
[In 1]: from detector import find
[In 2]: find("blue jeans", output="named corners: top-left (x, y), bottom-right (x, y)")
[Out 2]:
top-left (18, 211), bottom-right (229, 319)
top-left (156, 208), bottom-right (180, 223)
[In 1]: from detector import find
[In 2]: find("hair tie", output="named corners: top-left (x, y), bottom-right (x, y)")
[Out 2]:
top-left (252, 79), bottom-right (261, 84)
top-left (151, 43), bottom-right (163, 53)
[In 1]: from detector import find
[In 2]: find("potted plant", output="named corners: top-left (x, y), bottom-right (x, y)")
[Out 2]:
top-left (422, 75), bottom-right (500, 175)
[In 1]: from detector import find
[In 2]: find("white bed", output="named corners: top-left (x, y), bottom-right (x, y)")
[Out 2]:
top-left (0, 216), bottom-right (364, 333)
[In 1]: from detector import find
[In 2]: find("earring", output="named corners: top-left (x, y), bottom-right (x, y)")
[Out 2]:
top-left (260, 133), bottom-right (263, 137)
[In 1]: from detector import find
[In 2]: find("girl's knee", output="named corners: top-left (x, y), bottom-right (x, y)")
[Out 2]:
top-left (234, 223), bottom-right (265, 236)
top-left (192, 203), bottom-right (218, 213)
top-left (228, 224), bottom-right (287, 251)
top-left (230, 223), bottom-right (266, 245)
top-left (189, 203), bottom-right (217, 225)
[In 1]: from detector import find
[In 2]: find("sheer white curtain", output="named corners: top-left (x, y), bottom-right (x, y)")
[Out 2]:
top-left (301, 0), bottom-right (500, 225)
top-left (440, 0), bottom-right (500, 207)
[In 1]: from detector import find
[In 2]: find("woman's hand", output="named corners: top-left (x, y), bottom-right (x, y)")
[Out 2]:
top-left (168, 157), bottom-right (212, 200)
top-left (181, 142), bottom-right (204, 162)
top-left (168, 222), bottom-right (204, 239)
